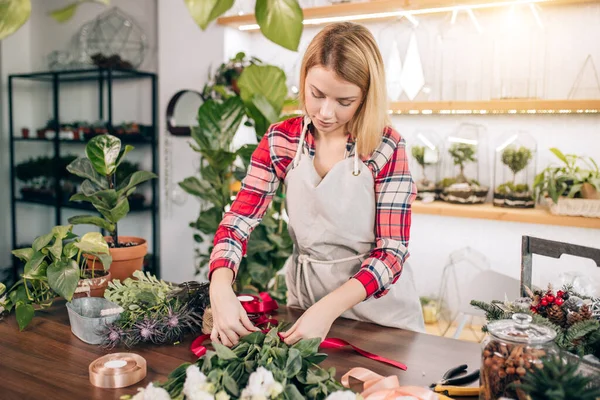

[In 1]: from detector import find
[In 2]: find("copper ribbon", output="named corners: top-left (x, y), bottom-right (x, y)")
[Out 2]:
top-left (89, 353), bottom-right (147, 389)
top-left (341, 367), bottom-right (450, 400)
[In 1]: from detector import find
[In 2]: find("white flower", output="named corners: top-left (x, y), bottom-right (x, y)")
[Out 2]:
top-left (183, 365), bottom-right (215, 400)
top-left (215, 391), bottom-right (230, 400)
top-left (241, 367), bottom-right (283, 400)
top-left (325, 391), bottom-right (361, 400)
top-left (131, 383), bottom-right (172, 400)
top-left (0, 295), bottom-right (6, 314)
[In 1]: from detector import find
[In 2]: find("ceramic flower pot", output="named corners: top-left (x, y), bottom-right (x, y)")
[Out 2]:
top-left (85, 236), bottom-right (148, 282)
top-left (74, 270), bottom-right (112, 299)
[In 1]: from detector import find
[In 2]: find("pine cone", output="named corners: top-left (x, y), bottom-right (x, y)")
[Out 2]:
top-left (567, 310), bottom-right (583, 327)
top-left (578, 304), bottom-right (593, 320)
top-left (547, 304), bottom-right (567, 327)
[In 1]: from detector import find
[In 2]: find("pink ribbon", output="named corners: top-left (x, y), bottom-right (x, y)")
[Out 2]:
top-left (341, 368), bottom-right (442, 400)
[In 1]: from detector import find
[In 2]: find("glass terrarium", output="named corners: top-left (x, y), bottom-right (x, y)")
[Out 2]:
top-left (437, 123), bottom-right (489, 204)
top-left (408, 130), bottom-right (442, 201)
top-left (493, 131), bottom-right (537, 208)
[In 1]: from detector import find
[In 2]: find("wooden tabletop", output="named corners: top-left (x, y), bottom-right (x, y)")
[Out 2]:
top-left (0, 301), bottom-right (481, 400)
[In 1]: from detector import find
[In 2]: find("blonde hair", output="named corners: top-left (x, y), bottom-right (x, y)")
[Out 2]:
top-left (299, 22), bottom-right (390, 156)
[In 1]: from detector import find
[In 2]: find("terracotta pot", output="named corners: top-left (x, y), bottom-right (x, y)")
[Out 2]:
top-left (581, 182), bottom-right (600, 200)
top-left (85, 236), bottom-right (148, 282)
top-left (74, 270), bottom-right (112, 299)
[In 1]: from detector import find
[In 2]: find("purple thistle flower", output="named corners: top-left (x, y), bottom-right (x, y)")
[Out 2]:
top-left (133, 317), bottom-right (164, 344)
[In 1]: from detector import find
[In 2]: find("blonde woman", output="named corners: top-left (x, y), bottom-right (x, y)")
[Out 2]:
top-left (209, 22), bottom-right (424, 347)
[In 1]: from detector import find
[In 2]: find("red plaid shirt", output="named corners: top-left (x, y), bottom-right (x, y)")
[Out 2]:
top-left (209, 116), bottom-right (417, 299)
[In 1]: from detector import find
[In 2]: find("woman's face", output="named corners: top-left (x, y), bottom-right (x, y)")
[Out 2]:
top-left (304, 66), bottom-right (362, 135)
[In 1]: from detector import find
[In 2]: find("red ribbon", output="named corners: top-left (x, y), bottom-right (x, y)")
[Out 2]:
top-left (238, 292), bottom-right (279, 315)
top-left (320, 338), bottom-right (407, 371)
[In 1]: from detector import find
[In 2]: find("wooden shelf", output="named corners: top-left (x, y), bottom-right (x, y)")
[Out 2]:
top-left (217, 0), bottom-right (598, 29)
top-left (412, 201), bottom-right (600, 229)
top-left (283, 99), bottom-right (600, 115)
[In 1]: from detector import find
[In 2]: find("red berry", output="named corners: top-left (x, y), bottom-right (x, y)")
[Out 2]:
top-left (555, 297), bottom-right (564, 306)
top-left (546, 295), bottom-right (555, 303)
top-left (541, 299), bottom-right (548, 306)
top-left (530, 306), bottom-right (538, 313)
top-left (557, 290), bottom-right (564, 298)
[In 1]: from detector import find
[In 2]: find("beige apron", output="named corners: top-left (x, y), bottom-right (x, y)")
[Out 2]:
top-left (283, 117), bottom-right (425, 332)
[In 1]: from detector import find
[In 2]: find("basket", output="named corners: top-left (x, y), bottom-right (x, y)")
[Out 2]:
top-left (66, 297), bottom-right (122, 344)
top-left (545, 196), bottom-right (600, 218)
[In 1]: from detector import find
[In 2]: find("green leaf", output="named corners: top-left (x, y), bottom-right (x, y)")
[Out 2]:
top-left (185, 0), bottom-right (234, 30)
top-left (248, 262), bottom-right (271, 284)
top-left (292, 337), bottom-right (321, 357)
top-left (285, 348), bottom-right (302, 377)
top-left (213, 343), bottom-right (239, 360)
top-left (550, 148), bottom-right (568, 165)
top-left (16, 303), bottom-right (34, 331)
top-left (47, 237), bottom-right (63, 260)
top-left (11, 247), bottom-right (34, 263)
top-left (92, 189), bottom-right (119, 207)
top-left (68, 215), bottom-right (115, 232)
top-left (76, 232), bottom-right (109, 254)
top-left (0, 282), bottom-right (5, 296)
top-left (246, 239), bottom-right (275, 256)
top-left (67, 157), bottom-right (108, 188)
top-left (47, 259), bottom-right (79, 301)
top-left (115, 144), bottom-right (134, 167)
top-left (193, 207), bottom-right (222, 234)
top-left (63, 242), bottom-right (79, 258)
top-left (255, 0), bottom-right (303, 51)
top-left (32, 232), bottom-right (55, 252)
top-left (305, 353), bottom-right (328, 364)
top-left (238, 64), bottom-right (288, 129)
top-left (116, 171), bottom-right (157, 195)
top-left (0, 0), bottom-right (31, 41)
top-left (193, 97), bottom-right (245, 153)
top-left (48, 2), bottom-right (79, 22)
top-left (222, 372), bottom-right (239, 396)
top-left (306, 367), bottom-right (330, 384)
top-left (283, 384), bottom-right (304, 400)
top-left (86, 134), bottom-right (121, 176)
top-left (96, 253), bottom-right (112, 271)
top-left (179, 177), bottom-right (225, 208)
top-left (96, 197), bottom-right (129, 224)
top-left (22, 251), bottom-right (47, 279)
top-left (240, 331), bottom-right (266, 345)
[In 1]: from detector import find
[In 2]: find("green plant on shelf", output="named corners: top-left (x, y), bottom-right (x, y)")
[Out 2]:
top-left (500, 146), bottom-right (533, 190)
top-left (66, 134), bottom-right (157, 246)
top-left (411, 145), bottom-right (436, 186)
top-left (449, 143), bottom-right (477, 184)
top-left (533, 148), bottom-right (600, 203)
top-left (0, 225), bottom-right (111, 331)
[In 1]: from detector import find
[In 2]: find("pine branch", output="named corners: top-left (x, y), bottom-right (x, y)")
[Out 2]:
top-left (470, 300), bottom-right (511, 322)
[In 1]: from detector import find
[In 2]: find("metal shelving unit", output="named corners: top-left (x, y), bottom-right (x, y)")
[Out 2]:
top-left (8, 68), bottom-right (160, 282)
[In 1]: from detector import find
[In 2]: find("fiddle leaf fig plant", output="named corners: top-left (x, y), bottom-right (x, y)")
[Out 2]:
top-left (66, 134), bottom-right (157, 246)
top-left (1, 225), bottom-right (111, 331)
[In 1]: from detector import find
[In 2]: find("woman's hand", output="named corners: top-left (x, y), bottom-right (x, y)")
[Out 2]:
top-left (209, 268), bottom-right (259, 347)
top-left (280, 302), bottom-right (336, 345)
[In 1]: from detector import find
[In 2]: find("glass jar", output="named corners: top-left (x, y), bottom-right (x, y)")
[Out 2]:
top-left (480, 313), bottom-right (557, 400)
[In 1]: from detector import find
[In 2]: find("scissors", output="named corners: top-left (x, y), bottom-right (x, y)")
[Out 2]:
top-left (429, 364), bottom-right (481, 397)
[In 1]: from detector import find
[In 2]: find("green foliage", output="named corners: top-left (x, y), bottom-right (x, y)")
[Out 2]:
top-left (180, 59), bottom-right (292, 300)
top-left (501, 146), bottom-right (533, 182)
top-left (516, 354), bottom-right (600, 400)
top-left (534, 148), bottom-right (600, 204)
top-left (411, 146), bottom-right (426, 168)
top-left (155, 326), bottom-right (346, 399)
top-left (185, 0), bottom-right (303, 51)
top-left (2, 225), bottom-right (111, 330)
top-left (66, 134), bottom-right (157, 244)
top-left (105, 270), bottom-right (174, 315)
top-left (449, 143), bottom-right (477, 183)
top-left (496, 182), bottom-right (530, 194)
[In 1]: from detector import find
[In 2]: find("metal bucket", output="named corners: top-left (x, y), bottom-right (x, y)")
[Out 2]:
top-left (66, 297), bottom-right (122, 344)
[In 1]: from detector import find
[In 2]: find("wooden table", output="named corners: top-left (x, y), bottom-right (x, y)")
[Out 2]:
top-left (0, 302), bottom-right (481, 399)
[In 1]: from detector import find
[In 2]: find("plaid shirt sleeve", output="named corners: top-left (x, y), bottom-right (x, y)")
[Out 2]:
top-left (208, 117), bottom-right (302, 280)
top-left (352, 127), bottom-right (417, 299)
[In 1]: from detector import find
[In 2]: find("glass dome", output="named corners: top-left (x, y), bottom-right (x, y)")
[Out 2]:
top-left (493, 131), bottom-right (537, 208)
top-left (437, 123), bottom-right (489, 204)
top-left (408, 129), bottom-right (443, 201)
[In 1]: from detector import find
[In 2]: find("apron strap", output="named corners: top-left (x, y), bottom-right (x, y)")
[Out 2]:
top-left (293, 115), bottom-right (311, 168)
top-left (296, 252), bottom-right (369, 308)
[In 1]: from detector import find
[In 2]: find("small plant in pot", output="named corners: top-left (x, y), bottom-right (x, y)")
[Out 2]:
top-left (1, 225), bottom-right (111, 331)
top-left (494, 146), bottom-right (534, 208)
top-left (438, 142), bottom-right (489, 204)
top-left (411, 145), bottom-right (438, 200)
top-left (66, 134), bottom-right (156, 282)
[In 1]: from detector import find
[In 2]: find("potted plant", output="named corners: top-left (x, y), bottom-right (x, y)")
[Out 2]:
top-left (66, 134), bottom-right (157, 281)
top-left (493, 145), bottom-right (535, 208)
top-left (437, 130), bottom-right (490, 205)
top-left (1, 225), bottom-right (112, 331)
top-left (534, 148), bottom-right (600, 217)
top-left (409, 131), bottom-right (441, 201)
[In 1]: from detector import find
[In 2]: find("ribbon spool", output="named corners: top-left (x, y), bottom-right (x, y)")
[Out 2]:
top-left (89, 353), bottom-right (147, 388)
